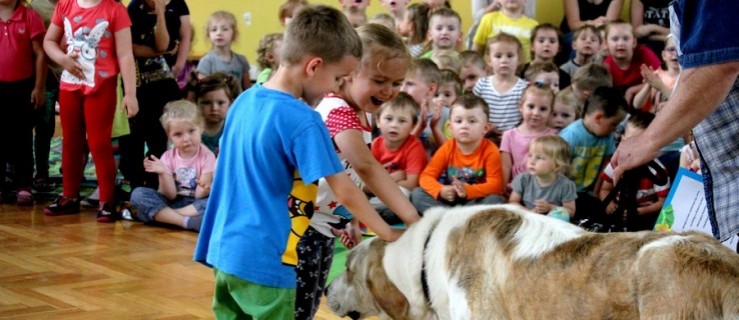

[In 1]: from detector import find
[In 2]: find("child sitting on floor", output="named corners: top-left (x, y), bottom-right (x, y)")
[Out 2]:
top-left (411, 94), bottom-right (505, 213)
top-left (130, 100), bottom-right (215, 232)
top-left (509, 135), bottom-right (577, 221)
top-left (370, 93), bottom-right (428, 224)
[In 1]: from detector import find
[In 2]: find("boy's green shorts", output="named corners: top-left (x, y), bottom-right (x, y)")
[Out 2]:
top-left (212, 268), bottom-right (296, 320)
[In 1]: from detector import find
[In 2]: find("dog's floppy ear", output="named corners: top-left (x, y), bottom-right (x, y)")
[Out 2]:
top-left (365, 240), bottom-right (411, 320)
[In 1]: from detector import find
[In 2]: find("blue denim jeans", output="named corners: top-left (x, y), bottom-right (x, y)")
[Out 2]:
top-left (130, 187), bottom-right (208, 223)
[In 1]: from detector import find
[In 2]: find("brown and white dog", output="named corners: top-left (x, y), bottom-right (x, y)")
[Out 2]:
top-left (326, 204), bottom-right (739, 320)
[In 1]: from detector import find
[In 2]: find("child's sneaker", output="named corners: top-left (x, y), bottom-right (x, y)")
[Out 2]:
top-left (96, 202), bottom-right (120, 223)
top-left (16, 188), bottom-right (34, 206)
top-left (44, 196), bottom-right (80, 216)
top-left (119, 202), bottom-right (138, 221)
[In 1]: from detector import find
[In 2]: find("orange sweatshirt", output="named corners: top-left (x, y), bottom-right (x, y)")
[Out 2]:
top-left (420, 138), bottom-right (504, 200)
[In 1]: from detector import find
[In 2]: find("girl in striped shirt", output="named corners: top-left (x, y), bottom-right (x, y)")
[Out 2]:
top-left (472, 32), bottom-right (527, 134)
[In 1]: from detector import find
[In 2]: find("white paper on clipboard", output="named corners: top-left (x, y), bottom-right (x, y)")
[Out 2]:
top-left (655, 168), bottom-right (738, 250)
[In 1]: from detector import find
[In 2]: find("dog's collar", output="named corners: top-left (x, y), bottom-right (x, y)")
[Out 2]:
top-left (421, 224), bottom-right (436, 308)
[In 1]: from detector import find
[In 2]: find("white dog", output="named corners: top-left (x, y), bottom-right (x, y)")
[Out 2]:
top-left (327, 204), bottom-right (739, 320)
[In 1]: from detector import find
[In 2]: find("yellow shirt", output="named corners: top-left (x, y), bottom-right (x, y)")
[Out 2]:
top-left (473, 11), bottom-right (538, 62)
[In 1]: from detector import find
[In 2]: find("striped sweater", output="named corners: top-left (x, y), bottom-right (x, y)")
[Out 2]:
top-left (472, 77), bottom-right (527, 131)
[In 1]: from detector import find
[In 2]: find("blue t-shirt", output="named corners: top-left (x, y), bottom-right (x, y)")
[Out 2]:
top-left (194, 84), bottom-right (344, 288)
top-left (559, 119), bottom-right (615, 191)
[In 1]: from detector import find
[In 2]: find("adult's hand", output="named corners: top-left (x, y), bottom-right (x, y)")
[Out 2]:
top-left (611, 132), bottom-right (660, 184)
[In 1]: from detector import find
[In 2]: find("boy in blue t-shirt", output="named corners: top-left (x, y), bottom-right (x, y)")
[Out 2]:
top-left (560, 86), bottom-right (627, 222)
top-left (193, 6), bottom-right (402, 319)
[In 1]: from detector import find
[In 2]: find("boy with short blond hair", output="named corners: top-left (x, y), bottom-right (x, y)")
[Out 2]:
top-left (411, 94), bottom-right (505, 214)
top-left (194, 5), bottom-right (402, 319)
top-left (422, 7), bottom-right (463, 58)
top-left (570, 63), bottom-right (613, 112)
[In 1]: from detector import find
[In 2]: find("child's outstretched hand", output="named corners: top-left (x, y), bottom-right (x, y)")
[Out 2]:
top-left (640, 64), bottom-right (665, 89)
top-left (122, 94), bottom-right (139, 118)
top-left (143, 155), bottom-right (166, 174)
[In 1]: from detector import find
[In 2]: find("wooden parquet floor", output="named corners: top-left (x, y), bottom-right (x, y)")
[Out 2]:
top-left (0, 202), bottom-right (352, 319)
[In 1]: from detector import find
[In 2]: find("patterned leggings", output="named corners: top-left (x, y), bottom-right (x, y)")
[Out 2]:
top-left (295, 226), bottom-right (335, 320)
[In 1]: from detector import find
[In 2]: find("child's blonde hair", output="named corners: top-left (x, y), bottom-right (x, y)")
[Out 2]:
top-left (460, 50), bottom-right (485, 70)
top-left (408, 58), bottom-right (442, 88)
top-left (369, 13), bottom-right (395, 30)
top-left (520, 83), bottom-right (555, 109)
top-left (572, 63), bottom-right (612, 93)
top-left (555, 89), bottom-right (580, 119)
top-left (524, 62), bottom-right (559, 82)
top-left (356, 23), bottom-right (410, 73)
top-left (430, 50), bottom-right (461, 73)
top-left (205, 11), bottom-right (238, 43)
top-left (160, 100), bottom-right (205, 133)
top-left (605, 20), bottom-right (635, 39)
top-left (573, 25), bottom-right (601, 44)
top-left (486, 32), bottom-right (523, 65)
top-left (529, 135), bottom-right (570, 173)
top-left (257, 33), bottom-right (283, 70)
top-left (281, 5), bottom-right (363, 65)
top-left (376, 92), bottom-right (420, 125)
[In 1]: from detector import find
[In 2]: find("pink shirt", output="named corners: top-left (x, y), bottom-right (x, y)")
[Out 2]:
top-left (500, 127), bottom-right (558, 181)
top-left (0, 5), bottom-right (46, 82)
top-left (160, 144), bottom-right (216, 197)
top-left (51, 0), bottom-right (130, 94)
